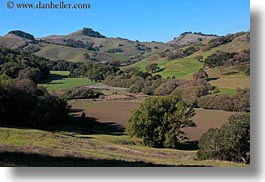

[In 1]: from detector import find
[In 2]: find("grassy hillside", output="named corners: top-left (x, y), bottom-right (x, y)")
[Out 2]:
top-left (34, 44), bottom-right (88, 62)
top-left (0, 127), bottom-right (247, 167)
top-left (206, 67), bottom-right (250, 94)
top-left (156, 58), bottom-right (203, 78)
top-left (168, 32), bottom-right (218, 46)
top-left (40, 71), bottom-right (95, 92)
top-left (39, 28), bottom-right (170, 63)
top-left (0, 28), bottom-right (170, 63)
top-left (124, 57), bottom-right (203, 79)
top-left (0, 37), bottom-right (28, 50)
top-left (188, 33), bottom-right (250, 60)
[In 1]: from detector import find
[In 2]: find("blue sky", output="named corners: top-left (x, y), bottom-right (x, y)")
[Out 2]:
top-left (0, 0), bottom-right (250, 42)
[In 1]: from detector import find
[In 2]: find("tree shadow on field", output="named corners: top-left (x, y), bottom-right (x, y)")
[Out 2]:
top-left (54, 109), bottom-right (125, 136)
top-left (207, 77), bottom-right (219, 81)
top-left (175, 140), bottom-right (199, 151)
top-left (0, 151), bottom-right (210, 167)
top-left (40, 73), bottom-right (68, 84)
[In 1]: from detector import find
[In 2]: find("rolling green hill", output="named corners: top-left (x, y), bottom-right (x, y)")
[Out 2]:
top-left (122, 31), bottom-right (250, 95)
top-left (124, 57), bottom-right (203, 79)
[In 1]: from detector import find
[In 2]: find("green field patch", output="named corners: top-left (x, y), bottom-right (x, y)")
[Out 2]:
top-left (217, 87), bottom-right (237, 95)
top-left (40, 71), bottom-right (95, 92)
top-left (156, 58), bottom-right (203, 78)
top-left (124, 58), bottom-right (203, 79)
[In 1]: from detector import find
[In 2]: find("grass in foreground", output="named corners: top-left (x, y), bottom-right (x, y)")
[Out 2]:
top-left (0, 127), bottom-right (247, 167)
top-left (40, 71), bottom-right (95, 92)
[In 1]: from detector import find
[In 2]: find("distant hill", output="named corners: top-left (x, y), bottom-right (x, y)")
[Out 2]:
top-left (168, 32), bottom-right (218, 46)
top-left (0, 28), bottom-right (170, 63)
top-left (0, 29), bottom-right (249, 68)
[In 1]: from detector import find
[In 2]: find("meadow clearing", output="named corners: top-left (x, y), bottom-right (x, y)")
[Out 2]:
top-left (40, 71), bottom-right (95, 92)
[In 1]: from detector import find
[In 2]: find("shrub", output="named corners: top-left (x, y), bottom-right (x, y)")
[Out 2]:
top-left (192, 68), bottom-right (209, 81)
top-left (197, 114), bottom-right (250, 164)
top-left (64, 87), bottom-right (102, 100)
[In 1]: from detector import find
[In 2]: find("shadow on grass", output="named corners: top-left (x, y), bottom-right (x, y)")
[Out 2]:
top-left (53, 114), bottom-right (125, 136)
top-left (40, 73), bottom-right (68, 84)
top-left (53, 108), bottom-right (126, 135)
top-left (152, 68), bottom-right (166, 74)
top-left (207, 77), bottom-right (219, 81)
top-left (0, 151), bottom-right (210, 167)
top-left (175, 140), bottom-right (199, 151)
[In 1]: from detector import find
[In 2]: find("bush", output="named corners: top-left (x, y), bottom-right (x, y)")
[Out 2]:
top-left (197, 114), bottom-right (250, 164)
top-left (145, 63), bottom-right (159, 73)
top-left (64, 87), bottom-right (102, 100)
top-left (192, 68), bottom-right (209, 81)
top-left (154, 80), bottom-right (179, 96)
top-left (126, 96), bottom-right (195, 148)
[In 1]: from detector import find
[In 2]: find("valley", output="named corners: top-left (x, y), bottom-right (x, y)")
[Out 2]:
top-left (0, 28), bottom-right (250, 166)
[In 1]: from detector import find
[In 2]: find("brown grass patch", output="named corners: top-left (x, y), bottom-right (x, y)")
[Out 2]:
top-left (209, 77), bottom-right (250, 89)
top-left (182, 109), bottom-right (239, 140)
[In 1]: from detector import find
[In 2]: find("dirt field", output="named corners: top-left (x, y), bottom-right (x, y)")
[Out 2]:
top-left (69, 100), bottom-right (239, 140)
top-left (182, 109), bottom-right (239, 140)
top-left (69, 100), bottom-right (141, 126)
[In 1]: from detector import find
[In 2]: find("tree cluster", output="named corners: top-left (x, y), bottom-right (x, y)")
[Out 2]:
top-left (0, 47), bottom-right (49, 81)
top-left (135, 44), bottom-right (152, 52)
top-left (63, 39), bottom-right (99, 51)
top-left (203, 32), bottom-right (248, 51)
top-left (63, 87), bottom-right (102, 100)
top-left (103, 67), bottom-right (215, 106)
top-left (171, 79), bottom-right (214, 107)
top-left (8, 30), bottom-right (35, 40)
top-left (203, 36), bottom-right (233, 51)
top-left (145, 63), bottom-right (159, 73)
top-left (82, 28), bottom-right (106, 38)
top-left (0, 75), bottom-right (68, 129)
top-left (70, 62), bottom-right (119, 82)
top-left (204, 49), bottom-right (250, 75)
top-left (158, 46), bottom-right (199, 61)
top-left (106, 48), bottom-right (123, 53)
top-left (197, 88), bottom-right (250, 112)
